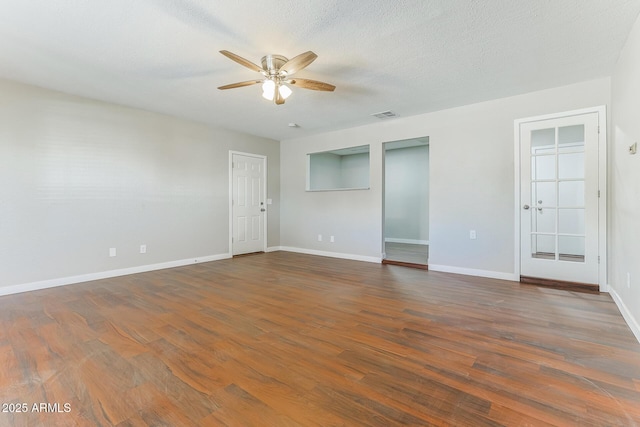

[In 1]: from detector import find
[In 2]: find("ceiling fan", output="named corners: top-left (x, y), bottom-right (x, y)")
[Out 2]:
top-left (217, 50), bottom-right (336, 105)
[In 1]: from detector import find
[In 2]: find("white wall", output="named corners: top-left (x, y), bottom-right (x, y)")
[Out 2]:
top-left (309, 151), bottom-right (369, 190)
top-left (309, 153), bottom-right (341, 190)
top-left (0, 79), bottom-right (279, 290)
top-left (384, 145), bottom-right (429, 243)
top-left (340, 152), bottom-right (370, 189)
top-left (280, 78), bottom-right (610, 276)
top-left (610, 12), bottom-right (640, 340)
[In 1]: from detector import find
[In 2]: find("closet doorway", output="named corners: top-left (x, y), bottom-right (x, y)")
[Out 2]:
top-left (382, 137), bottom-right (429, 268)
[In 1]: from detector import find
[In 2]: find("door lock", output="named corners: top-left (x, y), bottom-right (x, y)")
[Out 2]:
top-left (523, 204), bottom-right (530, 210)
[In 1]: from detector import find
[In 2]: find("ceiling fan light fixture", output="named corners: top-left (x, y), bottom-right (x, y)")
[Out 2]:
top-left (279, 84), bottom-right (292, 100)
top-left (262, 79), bottom-right (276, 100)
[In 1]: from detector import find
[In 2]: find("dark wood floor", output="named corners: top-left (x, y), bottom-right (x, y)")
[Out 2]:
top-left (1, 251), bottom-right (639, 426)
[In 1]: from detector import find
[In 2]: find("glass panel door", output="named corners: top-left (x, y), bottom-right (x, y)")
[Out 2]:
top-left (519, 112), bottom-right (599, 285)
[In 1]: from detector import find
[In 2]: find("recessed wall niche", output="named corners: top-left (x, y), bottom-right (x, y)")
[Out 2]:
top-left (307, 145), bottom-right (370, 191)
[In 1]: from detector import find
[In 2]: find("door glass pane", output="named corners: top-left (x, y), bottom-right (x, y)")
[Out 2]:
top-left (532, 155), bottom-right (556, 180)
top-left (558, 152), bottom-right (584, 179)
top-left (559, 236), bottom-right (585, 262)
top-left (531, 181), bottom-right (556, 207)
top-left (558, 125), bottom-right (584, 152)
top-left (532, 208), bottom-right (556, 234)
top-left (559, 209), bottom-right (584, 235)
top-left (523, 115), bottom-right (596, 276)
top-left (532, 235), bottom-right (555, 259)
top-left (559, 181), bottom-right (584, 207)
top-left (531, 128), bottom-right (555, 154)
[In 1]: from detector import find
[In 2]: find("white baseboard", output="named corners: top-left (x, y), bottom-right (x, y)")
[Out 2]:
top-left (428, 264), bottom-right (519, 282)
top-left (609, 285), bottom-right (640, 344)
top-left (278, 246), bottom-right (381, 264)
top-left (266, 246), bottom-right (283, 252)
top-left (385, 238), bottom-right (429, 245)
top-left (0, 253), bottom-right (232, 297)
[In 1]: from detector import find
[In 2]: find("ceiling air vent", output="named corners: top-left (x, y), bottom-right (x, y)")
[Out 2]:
top-left (371, 110), bottom-right (397, 119)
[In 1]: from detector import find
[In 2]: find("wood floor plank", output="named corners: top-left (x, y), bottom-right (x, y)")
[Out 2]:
top-left (128, 351), bottom-right (219, 422)
top-left (0, 251), bottom-right (639, 426)
top-left (96, 321), bottom-right (149, 359)
top-left (203, 383), bottom-right (302, 427)
top-left (124, 382), bottom-right (196, 427)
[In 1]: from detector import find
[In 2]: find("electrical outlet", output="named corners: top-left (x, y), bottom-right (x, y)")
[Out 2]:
top-left (318, 234), bottom-right (323, 242)
top-left (140, 244), bottom-right (147, 254)
top-left (330, 236), bottom-right (335, 243)
top-left (470, 230), bottom-right (477, 240)
top-left (109, 248), bottom-right (116, 257)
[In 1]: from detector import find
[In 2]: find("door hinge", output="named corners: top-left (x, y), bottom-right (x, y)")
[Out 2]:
top-left (598, 256), bottom-right (600, 263)
top-left (597, 126), bottom-right (600, 134)
top-left (598, 190), bottom-right (600, 198)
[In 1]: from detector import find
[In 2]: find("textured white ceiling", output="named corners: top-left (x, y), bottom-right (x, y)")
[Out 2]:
top-left (1, 0), bottom-right (639, 140)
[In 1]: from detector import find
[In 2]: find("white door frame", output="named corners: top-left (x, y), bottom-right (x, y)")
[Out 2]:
top-left (228, 151), bottom-right (268, 255)
top-left (513, 106), bottom-right (607, 291)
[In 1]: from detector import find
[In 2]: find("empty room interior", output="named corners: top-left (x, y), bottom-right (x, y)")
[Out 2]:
top-left (2, 1), bottom-right (640, 425)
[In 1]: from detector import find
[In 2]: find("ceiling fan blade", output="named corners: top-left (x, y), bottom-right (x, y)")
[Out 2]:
top-left (219, 50), bottom-right (263, 73)
top-left (289, 78), bottom-right (336, 91)
top-left (279, 51), bottom-right (317, 75)
top-left (217, 80), bottom-right (263, 90)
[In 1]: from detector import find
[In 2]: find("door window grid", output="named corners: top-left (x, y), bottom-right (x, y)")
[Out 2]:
top-left (530, 126), bottom-right (585, 262)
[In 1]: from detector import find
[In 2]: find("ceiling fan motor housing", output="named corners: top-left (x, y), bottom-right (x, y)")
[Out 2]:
top-left (261, 55), bottom-right (288, 75)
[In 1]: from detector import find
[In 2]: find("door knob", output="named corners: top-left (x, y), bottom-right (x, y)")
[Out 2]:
top-left (523, 204), bottom-right (530, 210)
top-left (261, 208), bottom-right (266, 212)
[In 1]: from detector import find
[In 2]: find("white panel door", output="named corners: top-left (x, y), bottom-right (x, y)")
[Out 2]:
top-left (232, 154), bottom-right (265, 255)
top-left (520, 112), bottom-right (599, 284)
